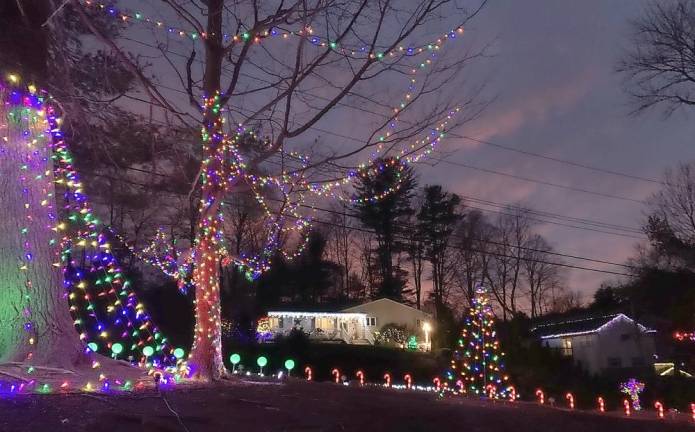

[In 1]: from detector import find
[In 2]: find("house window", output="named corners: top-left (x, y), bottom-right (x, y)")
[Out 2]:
top-left (366, 317), bottom-right (377, 326)
top-left (278, 317), bottom-right (284, 328)
top-left (416, 319), bottom-right (421, 328)
top-left (560, 339), bottom-right (573, 357)
top-left (607, 357), bottom-right (622, 368)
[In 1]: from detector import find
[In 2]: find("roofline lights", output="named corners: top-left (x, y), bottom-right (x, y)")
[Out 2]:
top-left (537, 314), bottom-right (656, 340)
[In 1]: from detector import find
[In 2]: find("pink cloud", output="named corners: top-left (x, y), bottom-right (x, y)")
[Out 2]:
top-left (467, 69), bottom-right (596, 142)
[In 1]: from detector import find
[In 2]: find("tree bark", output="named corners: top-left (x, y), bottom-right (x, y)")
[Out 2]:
top-left (0, 88), bottom-right (85, 369)
top-left (187, 0), bottom-right (227, 380)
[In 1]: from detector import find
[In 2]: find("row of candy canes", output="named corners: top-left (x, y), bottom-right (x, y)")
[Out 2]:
top-left (534, 388), bottom-right (695, 420)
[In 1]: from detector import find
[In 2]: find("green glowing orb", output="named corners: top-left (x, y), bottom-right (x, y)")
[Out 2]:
top-left (256, 356), bottom-right (268, 368)
top-left (87, 342), bottom-right (98, 352)
top-left (143, 346), bottom-right (154, 357)
top-left (111, 343), bottom-right (123, 355)
top-left (230, 353), bottom-right (241, 365)
top-left (284, 359), bottom-right (295, 370)
top-left (174, 348), bottom-right (185, 359)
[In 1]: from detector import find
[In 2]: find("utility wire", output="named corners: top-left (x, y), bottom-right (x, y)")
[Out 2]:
top-left (78, 165), bottom-right (639, 271)
top-left (119, 37), bottom-right (653, 206)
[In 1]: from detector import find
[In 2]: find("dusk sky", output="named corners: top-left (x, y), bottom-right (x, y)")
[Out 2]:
top-left (117, 0), bottom-right (695, 303)
top-left (418, 0), bottom-right (695, 300)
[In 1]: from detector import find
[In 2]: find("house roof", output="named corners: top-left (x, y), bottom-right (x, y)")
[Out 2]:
top-left (341, 297), bottom-right (432, 317)
top-left (529, 313), bottom-right (656, 339)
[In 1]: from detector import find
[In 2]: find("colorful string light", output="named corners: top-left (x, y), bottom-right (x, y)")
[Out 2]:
top-left (0, 76), bottom-right (185, 392)
top-left (80, 0), bottom-right (465, 61)
top-left (620, 379), bottom-right (645, 412)
top-left (442, 286), bottom-right (511, 399)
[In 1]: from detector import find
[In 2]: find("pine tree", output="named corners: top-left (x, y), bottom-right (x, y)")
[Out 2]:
top-left (353, 157), bottom-right (416, 301)
top-left (444, 286), bottom-right (512, 398)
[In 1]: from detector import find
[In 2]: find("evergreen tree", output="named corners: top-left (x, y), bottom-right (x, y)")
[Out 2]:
top-left (353, 157), bottom-right (416, 300)
top-left (417, 185), bottom-right (462, 317)
top-left (443, 286), bottom-right (512, 398)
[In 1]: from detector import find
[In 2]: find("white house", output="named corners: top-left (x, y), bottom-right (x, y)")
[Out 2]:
top-left (530, 313), bottom-right (657, 375)
top-left (265, 311), bottom-right (374, 344)
top-left (342, 298), bottom-right (433, 344)
top-left (261, 298), bottom-right (433, 349)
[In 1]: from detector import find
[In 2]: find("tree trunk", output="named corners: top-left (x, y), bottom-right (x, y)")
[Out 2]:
top-left (0, 88), bottom-right (84, 369)
top-left (187, 0), bottom-right (227, 380)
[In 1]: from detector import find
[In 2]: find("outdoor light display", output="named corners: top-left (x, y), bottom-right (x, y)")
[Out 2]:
top-left (0, 78), bottom-right (179, 374)
top-left (674, 331), bottom-right (695, 342)
top-left (80, 0), bottom-right (465, 61)
top-left (443, 286), bottom-right (511, 398)
top-left (620, 379), bottom-right (645, 411)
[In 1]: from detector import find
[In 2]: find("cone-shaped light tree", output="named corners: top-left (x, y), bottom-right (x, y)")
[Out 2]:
top-left (444, 286), bottom-right (512, 398)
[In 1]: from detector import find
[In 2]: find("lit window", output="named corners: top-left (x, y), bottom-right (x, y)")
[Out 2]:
top-left (561, 339), bottom-right (573, 357)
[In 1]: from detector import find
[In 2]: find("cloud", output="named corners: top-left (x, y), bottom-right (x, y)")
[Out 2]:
top-left (466, 68), bottom-right (596, 142)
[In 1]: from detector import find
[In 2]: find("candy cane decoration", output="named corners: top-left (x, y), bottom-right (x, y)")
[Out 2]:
top-left (623, 399), bottom-right (631, 416)
top-left (691, 403), bottom-right (695, 421)
top-left (536, 389), bottom-right (545, 404)
top-left (383, 373), bottom-right (391, 387)
top-left (597, 396), bottom-right (605, 413)
top-left (508, 386), bottom-right (516, 402)
top-left (433, 377), bottom-right (441, 391)
top-left (356, 370), bottom-right (365, 386)
top-left (331, 368), bottom-right (340, 384)
top-left (654, 401), bottom-right (664, 419)
top-left (566, 393), bottom-right (574, 410)
top-left (404, 374), bottom-right (412, 389)
top-left (487, 385), bottom-right (496, 399)
top-left (304, 366), bottom-right (312, 381)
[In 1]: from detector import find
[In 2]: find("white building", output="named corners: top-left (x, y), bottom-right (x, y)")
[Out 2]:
top-left (262, 298), bottom-right (433, 349)
top-left (265, 311), bottom-right (374, 344)
top-left (530, 313), bottom-right (657, 375)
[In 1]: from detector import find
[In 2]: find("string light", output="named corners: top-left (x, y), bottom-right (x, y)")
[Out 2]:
top-left (0, 78), bottom-right (183, 390)
top-left (620, 379), bottom-right (645, 412)
top-left (674, 331), bottom-right (695, 342)
top-left (442, 286), bottom-right (512, 399)
top-left (80, 0), bottom-right (465, 61)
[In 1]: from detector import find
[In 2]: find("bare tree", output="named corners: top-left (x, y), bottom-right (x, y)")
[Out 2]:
top-left (327, 201), bottom-right (355, 301)
top-left (523, 234), bottom-right (563, 318)
top-left (624, 162), bottom-right (695, 273)
top-left (453, 210), bottom-right (494, 306)
top-left (619, 0), bottom-right (695, 114)
top-left (486, 207), bottom-right (532, 320)
top-left (73, 0), bottom-right (488, 379)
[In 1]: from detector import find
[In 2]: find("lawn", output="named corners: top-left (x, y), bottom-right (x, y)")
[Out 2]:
top-left (1, 378), bottom-right (692, 432)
